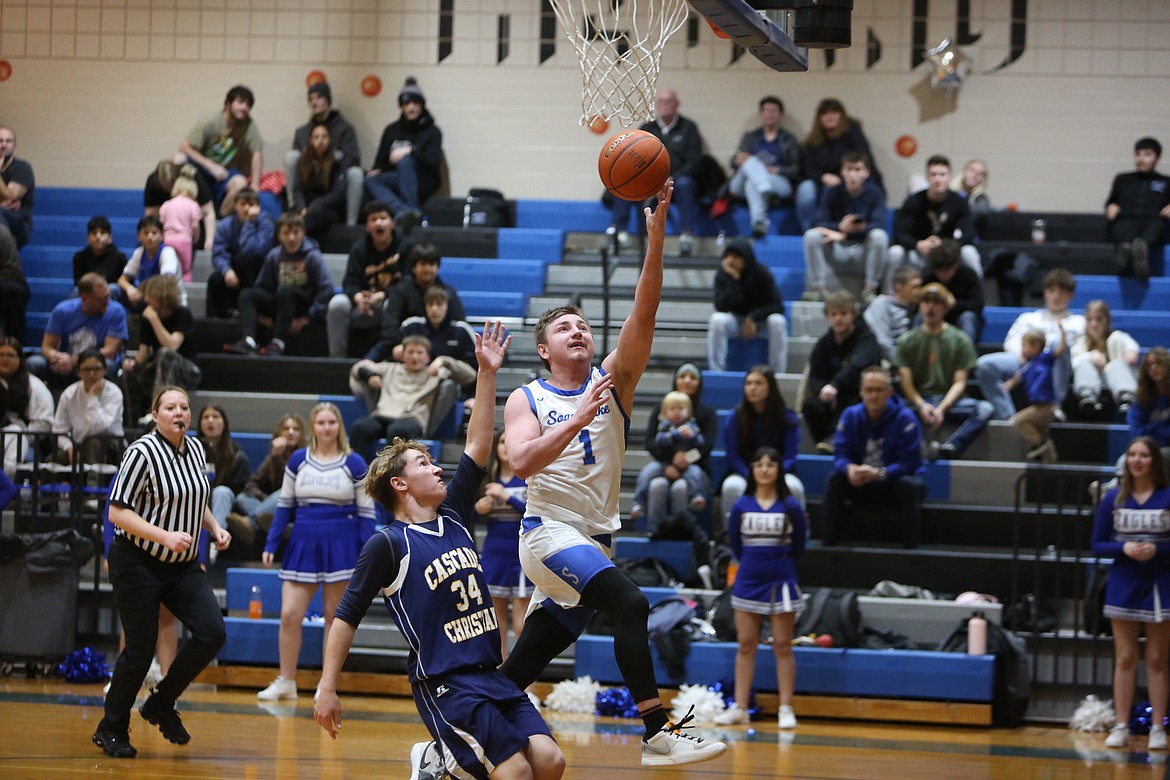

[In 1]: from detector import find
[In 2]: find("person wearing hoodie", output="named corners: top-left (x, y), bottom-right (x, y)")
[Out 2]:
top-left (801, 290), bottom-right (881, 450)
top-left (823, 366), bottom-right (925, 548)
top-left (285, 81), bottom-right (364, 225)
top-left (707, 239), bottom-right (788, 373)
top-left (224, 211), bottom-right (334, 357)
top-left (365, 243), bottom-right (466, 362)
top-left (364, 77), bottom-right (443, 221)
top-left (326, 201), bottom-right (403, 358)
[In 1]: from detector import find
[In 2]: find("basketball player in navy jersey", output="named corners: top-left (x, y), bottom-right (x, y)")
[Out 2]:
top-left (314, 321), bottom-right (565, 780)
top-left (499, 180), bottom-right (727, 767)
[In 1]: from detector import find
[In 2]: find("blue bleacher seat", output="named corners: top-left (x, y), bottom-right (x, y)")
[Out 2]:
top-left (459, 291), bottom-right (528, 319)
top-left (496, 228), bottom-right (565, 265)
top-left (983, 306), bottom-right (1168, 346)
top-left (439, 258), bottom-right (545, 294)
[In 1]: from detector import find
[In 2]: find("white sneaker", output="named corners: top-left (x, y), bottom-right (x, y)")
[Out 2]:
top-left (641, 706), bottom-right (728, 767)
top-left (713, 704), bottom-right (748, 725)
top-left (1105, 724), bottom-right (1129, 748)
top-left (1150, 726), bottom-right (1168, 751)
top-left (778, 704), bottom-right (797, 729)
top-left (410, 740), bottom-right (446, 780)
top-left (256, 675), bottom-right (298, 701)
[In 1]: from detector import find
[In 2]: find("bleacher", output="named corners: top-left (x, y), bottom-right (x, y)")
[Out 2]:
top-left (16, 188), bottom-right (1162, 722)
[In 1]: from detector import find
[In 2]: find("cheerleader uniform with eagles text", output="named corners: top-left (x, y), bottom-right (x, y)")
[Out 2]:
top-left (264, 448), bottom-right (375, 582)
top-left (727, 493), bottom-right (807, 614)
top-left (334, 453), bottom-right (550, 779)
top-left (1092, 486), bottom-right (1170, 623)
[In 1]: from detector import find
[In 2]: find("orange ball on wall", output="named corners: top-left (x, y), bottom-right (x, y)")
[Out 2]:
top-left (587, 115), bottom-right (610, 135)
top-left (895, 135), bottom-right (918, 158)
top-left (305, 70), bottom-right (327, 88)
top-left (361, 75), bottom-right (382, 98)
top-left (0, 61), bottom-right (12, 82)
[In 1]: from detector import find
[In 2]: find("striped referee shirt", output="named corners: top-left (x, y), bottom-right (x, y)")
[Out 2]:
top-left (109, 431), bottom-right (210, 564)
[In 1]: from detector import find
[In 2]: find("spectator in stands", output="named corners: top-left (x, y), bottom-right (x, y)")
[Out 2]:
top-left (707, 239), bottom-right (788, 373)
top-left (228, 414), bottom-right (306, 548)
top-left (802, 291), bottom-right (881, 452)
top-left (365, 77), bottom-right (443, 221)
top-left (863, 264), bottom-right (921, 362)
top-left (326, 201), bottom-right (401, 358)
top-left (823, 366), bottom-right (925, 548)
top-left (951, 159), bottom-right (991, 215)
top-left (291, 121), bottom-right (347, 245)
top-left (631, 390), bottom-right (709, 527)
top-left (73, 216), bottom-right (128, 304)
top-left (1073, 300), bottom-right (1139, 416)
top-left (0, 221), bottom-right (28, 342)
top-left (53, 348), bottom-right (124, 465)
top-left (633, 362), bottom-right (717, 524)
top-left (159, 166), bottom-right (203, 282)
top-left (894, 283), bottom-right (992, 460)
top-left (975, 268), bottom-right (1084, 420)
top-left (121, 275), bottom-right (200, 425)
top-left (370, 243), bottom-right (466, 362)
top-left (398, 285), bottom-right (477, 420)
top-left (118, 215), bottom-right (183, 313)
top-left (721, 366), bottom-right (804, 525)
top-left (197, 404), bottom-right (250, 560)
top-left (144, 159), bottom-right (215, 250)
top-left (1002, 325), bottom-right (1066, 463)
top-left (608, 88), bottom-right (703, 255)
top-left (224, 211), bottom-right (334, 357)
top-left (889, 154), bottom-right (982, 284)
top-left (348, 334), bottom-right (477, 461)
top-left (0, 337), bottom-right (54, 475)
top-left (0, 126), bottom-right (35, 248)
top-left (285, 81), bottom-right (363, 226)
top-left (727, 95), bottom-right (800, 239)
top-left (28, 272), bottom-right (128, 388)
top-left (796, 99), bottom-right (883, 231)
top-left (178, 85), bottom-right (263, 216)
top-left (257, 402), bottom-right (374, 702)
top-left (713, 446), bottom-right (804, 729)
top-left (1106, 137), bottom-right (1170, 283)
top-left (1126, 348), bottom-right (1170, 474)
top-left (921, 238), bottom-right (983, 343)
top-left (1092, 437), bottom-right (1170, 752)
top-left (800, 150), bottom-right (888, 305)
top-left (206, 187), bottom-right (275, 319)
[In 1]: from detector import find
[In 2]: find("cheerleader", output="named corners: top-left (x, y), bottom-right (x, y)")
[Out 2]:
top-left (714, 446), bottom-right (806, 729)
top-left (1094, 436), bottom-right (1170, 751)
top-left (257, 402), bottom-right (375, 701)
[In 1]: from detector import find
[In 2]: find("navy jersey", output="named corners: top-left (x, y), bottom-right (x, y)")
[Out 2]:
top-left (335, 453), bottom-right (502, 682)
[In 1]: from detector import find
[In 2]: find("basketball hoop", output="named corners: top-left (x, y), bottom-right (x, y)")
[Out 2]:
top-left (547, 0), bottom-right (689, 128)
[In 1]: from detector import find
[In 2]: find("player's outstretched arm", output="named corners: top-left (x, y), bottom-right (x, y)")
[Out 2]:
top-left (315, 618), bottom-right (358, 739)
top-left (602, 179), bottom-right (672, 411)
top-left (465, 320), bottom-right (510, 468)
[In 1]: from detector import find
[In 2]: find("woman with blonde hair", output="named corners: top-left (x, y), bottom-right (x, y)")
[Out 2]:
top-left (121, 273), bottom-right (200, 424)
top-left (1072, 299), bottom-right (1139, 415)
top-left (257, 402), bottom-right (375, 701)
top-left (951, 159), bottom-right (991, 215)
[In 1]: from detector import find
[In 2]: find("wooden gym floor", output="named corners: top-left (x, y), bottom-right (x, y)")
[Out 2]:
top-left (1, 677), bottom-right (1166, 779)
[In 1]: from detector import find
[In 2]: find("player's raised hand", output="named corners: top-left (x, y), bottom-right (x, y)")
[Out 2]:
top-left (475, 319), bottom-right (511, 374)
top-left (644, 178), bottom-right (674, 241)
top-left (572, 373), bottom-right (614, 429)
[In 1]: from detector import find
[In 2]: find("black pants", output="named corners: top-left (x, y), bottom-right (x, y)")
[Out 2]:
top-left (822, 471), bottom-right (925, 549)
top-left (0, 277), bottom-right (29, 342)
top-left (206, 252), bottom-right (265, 318)
top-left (104, 535), bottom-right (226, 731)
top-left (239, 286), bottom-right (311, 342)
top-left (350, 414), bottom-right (424, 462)
top-left (801, 393), bottom-right (855, 444)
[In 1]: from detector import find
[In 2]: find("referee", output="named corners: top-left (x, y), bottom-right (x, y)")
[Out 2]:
top-left (93, 386), bottom-right (231, 759)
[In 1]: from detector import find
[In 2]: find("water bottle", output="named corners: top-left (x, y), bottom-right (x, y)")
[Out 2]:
top-left (967, 611), bottom-right (988, 655)
top-left (18, 479), bottom-right (32, 513)
top-left (249, 584), bottom-right (263, 619)
top-left (1031, 218), bottom-right (1047, 245)
top-left (715, 231), bottom-right (726, 253)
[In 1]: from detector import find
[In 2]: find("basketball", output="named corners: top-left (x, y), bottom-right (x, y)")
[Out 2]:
top-left (895, 134), bottom-right (918, 158)
top-left (598, 129), bottom-right (671, 202)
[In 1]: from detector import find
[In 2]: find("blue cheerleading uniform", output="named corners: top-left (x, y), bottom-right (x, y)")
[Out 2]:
top-left (263, 448), bottom-right (376, 584)
top-left (1092, 486), bottom-right (1170, 623)
top-left (727, 494), bottom-right (807, 615)
top-left (478, 474), bottom-right (533, 600)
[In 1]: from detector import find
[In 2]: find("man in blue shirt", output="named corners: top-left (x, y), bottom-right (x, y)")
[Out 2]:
top-left (27, 273), bottom-right (128, 388)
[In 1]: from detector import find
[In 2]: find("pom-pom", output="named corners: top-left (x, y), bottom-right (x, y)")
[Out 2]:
top-left (544, 676), bottom-right (603, 714)
top-left (1069, 694), bottom-right (1115, 732)
top-left (1128, 701), bottom-right (1169, 735)
top-left (56, 646), bottom-right (111, 684)
top-left (670, 684), bottom-right (728, 723)
top-left (596, 686), bottom-right (640, 718)
top-left (712, 679), bottom-right (761, 720)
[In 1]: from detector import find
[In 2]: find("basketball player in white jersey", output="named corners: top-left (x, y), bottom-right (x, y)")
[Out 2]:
top-left (500, 180), bottom-right (726, 767)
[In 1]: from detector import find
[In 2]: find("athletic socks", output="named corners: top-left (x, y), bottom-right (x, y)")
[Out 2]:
top-left (640, 703), bottom-right (669, 738)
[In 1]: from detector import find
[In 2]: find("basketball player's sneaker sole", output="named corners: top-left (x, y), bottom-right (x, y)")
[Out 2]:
top-left (410, 740), bottom-right (445, 780)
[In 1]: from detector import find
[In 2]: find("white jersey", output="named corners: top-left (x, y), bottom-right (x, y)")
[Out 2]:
top-left (521, 367), bottom-right (629, 534)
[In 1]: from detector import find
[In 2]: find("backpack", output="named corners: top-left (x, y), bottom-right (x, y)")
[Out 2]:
top-left (709, 587), bottom-right (737, 641)
top-left (939, 618), bottom-right (1031, 727)
top-left (1001, 593), bottom-right (1057, 634)
top-left (617, 557), bottom-right (677, 588)
top-left (463, 187), bottom-right (508, 228)
top-left (647, 596), bottom-right (696, 679)
top-left (1082, 563), bottom-right (1112, 637)
top-left (794, 588), bottom-right (863, 647)
top-left (649, 508), bottom-right (698, 542)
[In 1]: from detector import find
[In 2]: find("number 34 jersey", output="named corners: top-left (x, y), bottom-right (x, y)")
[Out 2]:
top-left (521, 367), bottom-right (630, 535)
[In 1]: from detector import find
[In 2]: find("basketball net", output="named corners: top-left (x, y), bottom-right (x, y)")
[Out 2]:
top-left (547, 0), bottom-right (689, 128)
